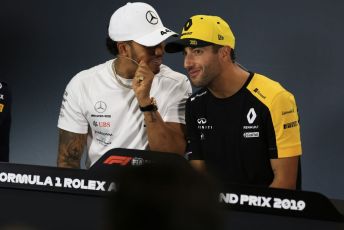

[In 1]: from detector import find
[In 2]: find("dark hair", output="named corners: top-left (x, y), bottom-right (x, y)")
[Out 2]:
top-left (107, 161), bottom-right (223, 230)
top-left (212, 45), bottom-right (236, 63)
top-left (106, 36), bottom-right (119, 56)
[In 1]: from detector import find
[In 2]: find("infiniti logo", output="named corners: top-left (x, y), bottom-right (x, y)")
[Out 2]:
top-left (146, 11), bottom-right (158, 25)
top-left (94, 101), bottom-right (107, 113)
top-left (197, 118), bottom-right (207, 124)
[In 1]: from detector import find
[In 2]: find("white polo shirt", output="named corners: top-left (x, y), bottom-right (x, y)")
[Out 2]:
top-left (58, 59), bottom-right (192, 168)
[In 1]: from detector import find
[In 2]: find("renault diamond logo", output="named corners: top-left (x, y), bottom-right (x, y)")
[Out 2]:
top-left (94, 101), bottom-right (107, 113)
top-left (146, 11), bottom-right (158, 25)
top-left (247, 108), bottom-right (257, 124)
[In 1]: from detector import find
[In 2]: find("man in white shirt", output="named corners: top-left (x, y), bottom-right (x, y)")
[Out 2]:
top-left (57, 2), bottom-right (192, 168)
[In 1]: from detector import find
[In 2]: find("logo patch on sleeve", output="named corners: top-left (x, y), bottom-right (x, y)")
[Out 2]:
top-left (283, 121), bottom-right (298, 129)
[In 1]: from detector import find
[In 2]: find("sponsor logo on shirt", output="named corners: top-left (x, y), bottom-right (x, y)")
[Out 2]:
top-left (196, 117), bottom-right (213, 130)
top-left (93, 121), bottom-right (111, 127)
top-left (95, 130), bottom-right (113, 136)
top-left (200, 132), bottom-right (205, 140)
top-left (190, 91), bottom-right (207, 102)
top-left (243, 132), bottom-right (260, 138)
top-left (197, 118), bottom-right (207, 124)
top-left (0, 94), bottom-right (4, 100)
top-left (283, 121), bottom-right (298, 129)
top-left (253, 88), bottom-right (266, 99)
top-left (282, 108), bottom-right (295, 115)
top-left (246, 108), bottom-right (257, 124)
top-left (91, 114), bottom-right (111, 118)
top-left (243, 125), bottom-right (259, 130)
top-left (96, 137), bottom-right (112, 146)
top-left (94, 101), bottom-right (107, 113)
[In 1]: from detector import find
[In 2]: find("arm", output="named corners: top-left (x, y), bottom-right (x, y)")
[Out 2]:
top-left (269, 156), bottom-right (299, 189)
top-left (57, 128), bottom-right (87, 168)
top-left (143, 111), bottom-right (187, 155)
top-left (268, 91), bottom-right (302, 190)
top-left (133, 61), bottom-right (188, 155)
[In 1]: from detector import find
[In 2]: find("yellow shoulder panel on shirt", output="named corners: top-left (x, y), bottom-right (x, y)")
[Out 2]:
top-left (247, 74), bottom-right (302, 158)
top-left (246, 73), bottom-right (285, 105)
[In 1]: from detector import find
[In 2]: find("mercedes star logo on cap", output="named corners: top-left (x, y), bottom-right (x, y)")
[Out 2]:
top-left (94, 101), bottom-right (107, 113)
top-left (146, 10), bottom-right (158, 25)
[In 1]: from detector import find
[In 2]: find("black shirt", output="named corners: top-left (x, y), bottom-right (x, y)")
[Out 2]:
top-left (186, 73), bottom-right (302, 188)
top-left (0, 81), bottom-right (11, 162)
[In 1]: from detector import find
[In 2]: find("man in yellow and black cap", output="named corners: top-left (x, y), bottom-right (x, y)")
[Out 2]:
top-left (165, 15), bottom-right (302, 190)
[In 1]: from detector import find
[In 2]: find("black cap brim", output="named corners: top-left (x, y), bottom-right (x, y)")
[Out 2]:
top-left (165, 38), bottom-right (213, 53)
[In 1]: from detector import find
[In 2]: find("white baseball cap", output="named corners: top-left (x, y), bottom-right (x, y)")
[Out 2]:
top-left (108, 2), bottom-right (177, 47)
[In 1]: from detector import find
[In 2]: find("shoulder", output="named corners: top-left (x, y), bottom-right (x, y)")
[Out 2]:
top-left (66, 60), bottom-right (111, 88)
top-left (246, 73), bottom-right (295, 107)
top-left (72, 60), bottom-right (110, 82)
top-left (158, 64), bottom-right (189, 84)
top-left (155, 65), bottom-right (192, 96)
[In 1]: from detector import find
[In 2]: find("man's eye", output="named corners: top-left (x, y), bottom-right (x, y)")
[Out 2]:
top-left (193, 49), bottom-right (203, 55)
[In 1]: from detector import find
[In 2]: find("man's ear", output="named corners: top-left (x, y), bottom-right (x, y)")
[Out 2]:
top-left (117, 42), bottom-right (130, 55)
top-left (220, 46), bottom-right (232, 61)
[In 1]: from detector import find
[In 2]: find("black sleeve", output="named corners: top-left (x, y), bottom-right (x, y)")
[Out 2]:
top-left (0, 81), bottom-right (11, 162)
top-left (185, 99), bottom-right (203, 161)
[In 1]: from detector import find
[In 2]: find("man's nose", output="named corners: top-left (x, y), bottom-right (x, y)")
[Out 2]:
top-left (184, 53), bottom-right (193, 69)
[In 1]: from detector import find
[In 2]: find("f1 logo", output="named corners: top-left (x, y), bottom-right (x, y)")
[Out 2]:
top-left (103, 156), bottom-right (133, 166)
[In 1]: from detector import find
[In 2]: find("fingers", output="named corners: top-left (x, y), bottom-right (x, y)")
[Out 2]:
top-left (134, 75), bottom-right (145, 85)
top-left (135, 60), bottom-right (154, 82)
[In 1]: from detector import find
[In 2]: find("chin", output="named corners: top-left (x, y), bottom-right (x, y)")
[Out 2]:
top-left (190, 80), bottom-right (205, 88)
top-left (151, 66), bottom-right (160, 75)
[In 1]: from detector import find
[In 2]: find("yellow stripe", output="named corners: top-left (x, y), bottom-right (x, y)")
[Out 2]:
top-left (0, 103), bottom-right (4, 112)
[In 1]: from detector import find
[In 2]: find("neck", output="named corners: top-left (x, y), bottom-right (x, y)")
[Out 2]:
top-left (113, 56), bottom-right (138, 79)
top-left (208, 63), bottom-right (250, 98)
